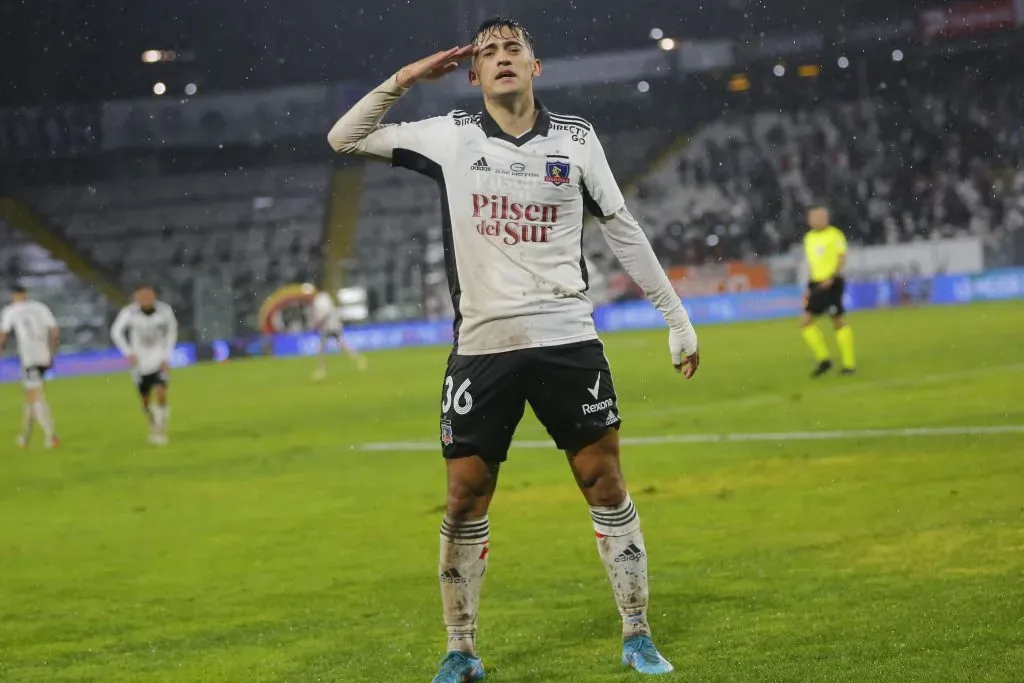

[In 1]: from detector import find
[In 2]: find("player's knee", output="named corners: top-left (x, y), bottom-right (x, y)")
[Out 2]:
top-left (445, 470), bottom-right (493, 520)
top-left (571, 433), bottom-right (627, 507)
top-left (445, 481), bottom-right (485, 521)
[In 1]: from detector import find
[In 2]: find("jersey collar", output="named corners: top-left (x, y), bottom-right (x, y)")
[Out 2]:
top-left (478, 99), bottom-right (551, 147)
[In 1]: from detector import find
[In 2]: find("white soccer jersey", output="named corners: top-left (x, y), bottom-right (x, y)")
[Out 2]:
top-left (311, 291), bottom-right (342, 331)
top-left (0, 300), bottom-right (57, 368)
top-left (329, 75), bottom-right (696, 358)
top-left (110, 301), bottom-right (178, 375)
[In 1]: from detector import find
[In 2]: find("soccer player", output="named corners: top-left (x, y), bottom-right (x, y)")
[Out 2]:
top-left (328, 17), bottom-right (699, 680)
top-left (0, 284), bottom-right (60, 448)
top-left (309, 288), bottom-right (366, 381)
top-left (110, 286), bottom-right (178, 445)
top-left (801, 205), bottom-right (856, 377)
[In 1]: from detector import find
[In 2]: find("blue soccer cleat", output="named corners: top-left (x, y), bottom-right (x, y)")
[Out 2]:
top-left (431, 651), bottom-right (486, 682)
top-left (622, 635), bottom-right (674, 675)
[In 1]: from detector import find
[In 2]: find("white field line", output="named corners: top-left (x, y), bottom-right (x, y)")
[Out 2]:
top-left (358, 424), bottom-right (1024, 452)
top-left (628, 362), bottom-right (1024, 420)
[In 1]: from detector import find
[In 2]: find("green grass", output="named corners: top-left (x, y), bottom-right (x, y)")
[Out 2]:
top-left (1, 301), bottom-right (1023, 682)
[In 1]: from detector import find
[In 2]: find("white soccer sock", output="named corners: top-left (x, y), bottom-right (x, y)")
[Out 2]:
top-left (31, 399), bottom-right (55, 441)
top-left (21, 403), bottom-right (34, 437)
top-left (591, 495), bottom-right (651, 638)
top-left (149, 405), bottom-right (169, 433)
top-left (439, 515), bottom-right (489, 655)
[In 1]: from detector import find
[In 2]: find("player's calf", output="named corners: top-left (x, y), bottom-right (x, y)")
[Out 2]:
top-left (437, 456), bottom-right (499, 660)
top-left (24, 387), bottom-right (57, 447)
top-left (570, 435), bottom-right (647, 633)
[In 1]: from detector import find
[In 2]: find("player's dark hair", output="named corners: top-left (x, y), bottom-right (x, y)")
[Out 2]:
top-left (135, 284), bottom-right (156, 293)
top-left (473, 16), bottom-right (535, 54)
top-left (9, 283), bottom-right (26, 294)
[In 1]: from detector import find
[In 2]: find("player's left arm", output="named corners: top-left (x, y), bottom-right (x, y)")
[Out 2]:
top-left (582, 130), bottom-right (699, 377)
top-left (43, 306), bottom-right (59, 357)
top-left (161, 306), bottom-right (179, 371)
top-left (834, 230), bottom-right (848, 280)
top-left (0, 307), bottom-right (11, 351)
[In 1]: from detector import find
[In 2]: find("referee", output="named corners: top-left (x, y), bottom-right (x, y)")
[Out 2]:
top-left (800, 204), bottom-right (856, 377)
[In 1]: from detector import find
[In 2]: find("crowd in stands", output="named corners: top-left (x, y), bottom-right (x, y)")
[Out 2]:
top-left (604, 77), bottom-right (1024, 274)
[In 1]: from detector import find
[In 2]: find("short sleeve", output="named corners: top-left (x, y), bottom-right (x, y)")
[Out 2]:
top-left (580, 128), bottom-right (626, 219)
top-left (41, 305), bottom-right (57, 328)
top-left (368, 116), bottom-right (456, 169)
top-left (834, 229), bottom-right (848, 254)
top-left (0, 307), bottom-right (11, 333)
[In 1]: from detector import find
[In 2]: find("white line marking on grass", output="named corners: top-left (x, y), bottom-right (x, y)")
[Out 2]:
top-left (358, 425), bottom-right (1024, 452)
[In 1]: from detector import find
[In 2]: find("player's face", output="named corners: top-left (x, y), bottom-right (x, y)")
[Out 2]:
top-left (469, 26), bottom-right (540, 99)
top-left (807, 208), bottom-right (829, 230)
top-left (135, 288), bottom-right (156, 311)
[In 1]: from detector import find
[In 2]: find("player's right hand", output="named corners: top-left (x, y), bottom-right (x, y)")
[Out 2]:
top-left (396, 45), bottom-right (476, 88)
top-left (128, 354), bottom-right (138, 367)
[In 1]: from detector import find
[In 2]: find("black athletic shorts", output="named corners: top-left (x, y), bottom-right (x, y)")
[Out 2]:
top-left (805, 277), bottom-right (846, 316)
top-left (136, 370), bottom-right (169, 397)
top-left (439, 340), bottom-right (621, 462)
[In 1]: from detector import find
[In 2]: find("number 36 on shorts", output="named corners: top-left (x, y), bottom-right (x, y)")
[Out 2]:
top-left (441, 376), bottom-right (474, 415)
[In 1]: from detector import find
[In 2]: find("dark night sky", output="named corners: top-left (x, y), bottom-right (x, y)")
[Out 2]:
top-left (1, 0), bottom-right (944, 106)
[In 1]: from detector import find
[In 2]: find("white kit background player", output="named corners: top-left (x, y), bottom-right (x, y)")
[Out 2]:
top-left (0, 284), bottom-right (60, 448)
top-left (328, 16), bottom-right (700, 681)
top-left (110, 285), bottom-right (178, 445)
top-left (309, 288), bottom-right (366, 381)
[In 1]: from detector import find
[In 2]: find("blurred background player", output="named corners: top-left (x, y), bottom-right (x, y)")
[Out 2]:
top-left (309, 288), bottom-right (366, 381)
top-left (0, 284), bottom-right (60, 448)
top-left (801, 205), bottom-right (856, 377)
top-left (110, 286), bottom-right (179, 445)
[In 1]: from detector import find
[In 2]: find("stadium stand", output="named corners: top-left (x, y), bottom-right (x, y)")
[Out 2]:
top-left (7, 48), bottom-right (1024, 338)
top-left (20, 165), bottom-right (330, 339)
top-left (595, 83), bottom-right (1024, 277)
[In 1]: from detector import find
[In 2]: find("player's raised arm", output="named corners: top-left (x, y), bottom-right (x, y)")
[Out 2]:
top-left (326, 45), bottom-right (475, 161)
top-left (582, 130), bottom-right (699, 377)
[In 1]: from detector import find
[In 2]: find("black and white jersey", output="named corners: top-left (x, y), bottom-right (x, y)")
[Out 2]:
top-left (110, 302), bottom-right (179, 375)
top-left (343, 101), bottom-right (625, 355)
top-left (329, 74), bottom-right (696, 361)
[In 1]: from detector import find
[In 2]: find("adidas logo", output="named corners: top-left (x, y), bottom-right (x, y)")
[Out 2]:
top-left (439, 568), bottom-right (468, 584)
top-left (471, 156), bottom-right (489, 170)
top-left (614, 543), bottom-right (646, 563)
top-left (605, 410), bottom-right (619, 426)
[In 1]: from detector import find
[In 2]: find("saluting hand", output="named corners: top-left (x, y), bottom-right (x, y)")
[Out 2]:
top-left (397, 45), bottom-right (476, 88)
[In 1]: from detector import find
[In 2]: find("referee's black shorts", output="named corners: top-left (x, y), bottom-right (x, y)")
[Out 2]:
top-left (805, 276), bottom-right (846, 316)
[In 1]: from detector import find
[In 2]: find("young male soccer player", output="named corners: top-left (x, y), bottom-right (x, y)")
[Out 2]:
top-left (328, 17), bottom-right (700, 680)
top-left (0, 284), bottom-right (60, 448)
top-left (110, 286), bottom-right (178, 445)
top-left (801, 205), bottom-right (856, 377)
top-left (309, 288), bottom-right (366, 381)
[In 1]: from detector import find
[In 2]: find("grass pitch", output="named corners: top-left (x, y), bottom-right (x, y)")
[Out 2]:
top-left (1, 301), bottom-right (1022, 682)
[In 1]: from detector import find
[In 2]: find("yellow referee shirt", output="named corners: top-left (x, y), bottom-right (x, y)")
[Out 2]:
top-left (804, 226), bottom-right (847, 283)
